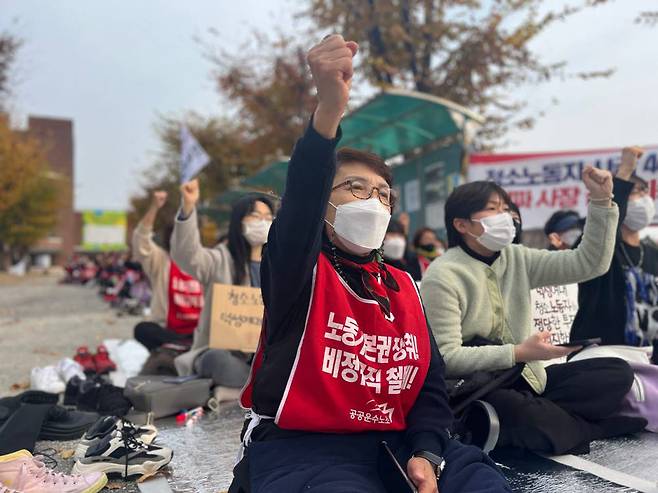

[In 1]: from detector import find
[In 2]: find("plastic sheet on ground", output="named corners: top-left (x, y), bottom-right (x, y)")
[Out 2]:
top-left (41, 402), bottom-right (658, 493)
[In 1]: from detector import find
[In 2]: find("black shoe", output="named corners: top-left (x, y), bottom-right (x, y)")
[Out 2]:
top-left (38, 405), bottom-right (99, 440)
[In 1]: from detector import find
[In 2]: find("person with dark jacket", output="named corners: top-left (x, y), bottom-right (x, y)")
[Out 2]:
top-left (230, 34), bottom-right (511, 493)
top-left (572, 147), bottom-right (658, 362)
top-left (406, 228), bottom-right (446, 282)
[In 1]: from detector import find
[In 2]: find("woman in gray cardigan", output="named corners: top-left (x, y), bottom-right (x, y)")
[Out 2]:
top-left (171, 178), bottom-right (275, 400)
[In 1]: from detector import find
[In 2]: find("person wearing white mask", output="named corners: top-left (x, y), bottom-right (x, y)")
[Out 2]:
top-left (573, 147), bottom-right (658, 362)
top-left (230, 34), bottom-right (512, 493)
top-left (172, 183), bottom-right (274, 399)
top-left (382, 218), bottom-right (409, 270)
top-left (421, 175), bottom-right (646, 455)
top-left (543, 210), bottom-right (583, 250)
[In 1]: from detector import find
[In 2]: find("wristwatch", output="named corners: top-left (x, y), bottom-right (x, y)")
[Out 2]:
top-left (413, 451), bottom-right (446, 480)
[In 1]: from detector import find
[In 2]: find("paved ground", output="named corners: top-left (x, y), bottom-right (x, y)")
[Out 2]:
top-left (2, 274), bottom-right (657, 492)
top-left (0, 274), bottom-right (134, 393)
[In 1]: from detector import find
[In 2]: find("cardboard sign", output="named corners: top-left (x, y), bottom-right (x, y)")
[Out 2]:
top-left (531, 284), bottom-right (579, 366)
top-left (209, 284), bottom-right (263, 353)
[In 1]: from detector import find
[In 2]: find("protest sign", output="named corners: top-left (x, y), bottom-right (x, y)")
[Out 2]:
top-left (209, 284), bottom-right (263, 352)
top-left (531, 284), bottom-right (579, 366)
top-left (469, 146), bottom-right (658, 229)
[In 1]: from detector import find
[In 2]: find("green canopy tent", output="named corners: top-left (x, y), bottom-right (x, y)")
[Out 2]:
top-left (238, 89), bottom-right (484, 196)
top-left (240, 160), bottom-right (288, 196)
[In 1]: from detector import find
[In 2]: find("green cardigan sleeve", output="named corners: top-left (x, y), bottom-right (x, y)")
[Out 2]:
top-left (421, 272), bottom-right (516, 377)
top-left (524, 203), bottom-right (619, 290)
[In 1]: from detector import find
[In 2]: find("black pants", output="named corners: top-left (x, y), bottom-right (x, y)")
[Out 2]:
top-left (485, 357), bottom-right (645, 454)
top-left (134, 321), bottom-right (191, 351)
top-left (246, 432), bottom-right (512, 493)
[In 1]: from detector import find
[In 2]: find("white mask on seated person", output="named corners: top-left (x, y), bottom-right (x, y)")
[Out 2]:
top-left (470, 212), bottom-right (516, 252)
top-left (383, 236), bottom-right (406, 260)
top-left (624, 196), bottom-right (655, 232)
top-left (327, 198), bottom-right (392, 256)
top-left (243, 219), bottom-right (272, 247)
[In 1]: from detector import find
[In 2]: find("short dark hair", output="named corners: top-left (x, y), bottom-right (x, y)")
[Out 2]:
top-left (336, 148), bottom-right (393, 187)
top-left (630, 174), bottom-right (649, 190)
top-left (543, 210), bottom-right (581, 236)
top-left (444, 181), bottom-right (512, 248)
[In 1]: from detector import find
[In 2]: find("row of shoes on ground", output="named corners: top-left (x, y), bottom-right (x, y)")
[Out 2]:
top-left (72, 416), bottom-right (172, 480)
top-left (0, 449), bottom-right (107, 493)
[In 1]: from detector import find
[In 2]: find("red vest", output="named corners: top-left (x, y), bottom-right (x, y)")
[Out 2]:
top-left (241, 254), bottom-right (430, 433)
top-left (166, 261), bottom-right (203, 335)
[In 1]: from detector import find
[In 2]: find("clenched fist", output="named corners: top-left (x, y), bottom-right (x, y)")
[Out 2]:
top-left (582, 166), bottom-right (613, 201)
top-left (307, 34), bottom-right (358, 138)
top-left (180, 179), bottom-right (200, 216)
top-left (618, 146), bottom-right (644, 180)
top-left (151, 190), bottom-right (168, 210)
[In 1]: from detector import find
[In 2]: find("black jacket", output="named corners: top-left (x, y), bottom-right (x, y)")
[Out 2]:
top-left (571, 178), bottom-right (658, 343)
top-left (251, 121), bottom-right (453, 457)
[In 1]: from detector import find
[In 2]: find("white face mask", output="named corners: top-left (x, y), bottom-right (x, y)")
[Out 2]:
top-left (470, 212), bottom-right (516, 252)
top-left (327, 198), bottom-right (391, 255)
top-left (383, 236), bottom-right (406, 260)
top-left (560, 228), bottom-right (582, 248)
top-left (624, 196), bottom-right (655, 232)
top-left (243, 219), bottom-right (272, 247)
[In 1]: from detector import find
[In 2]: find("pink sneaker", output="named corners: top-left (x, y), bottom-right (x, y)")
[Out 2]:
top-left (0, 450), bottom-right (107, 493)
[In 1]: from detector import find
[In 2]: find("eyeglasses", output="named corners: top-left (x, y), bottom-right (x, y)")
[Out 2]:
top-left (332, 179), bottom-right (397, 207)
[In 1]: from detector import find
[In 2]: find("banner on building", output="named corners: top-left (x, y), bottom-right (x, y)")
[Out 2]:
top-left (81, 210), bottom-right (127, 251)
top-left (469, 146), bottom-right (658, 230)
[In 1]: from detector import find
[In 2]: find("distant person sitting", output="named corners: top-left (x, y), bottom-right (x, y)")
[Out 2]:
top-left (381, 218), bottom-right (408, 270)
top-left (407, 227), bottom-right (446, 281)
top-left (132, 191), bottom-right (203, 355)
top-left (172, 180), bottom-right (275, 400)
top-left (544, 210), bottom-right (583, 251)
top-left (572, 147), bottom-right (658, 361)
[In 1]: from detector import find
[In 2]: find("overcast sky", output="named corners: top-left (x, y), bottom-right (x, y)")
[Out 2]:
top-left (2, 0), bottom-right (656, 211)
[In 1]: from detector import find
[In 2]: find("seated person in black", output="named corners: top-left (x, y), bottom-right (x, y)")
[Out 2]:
top-left (229, 34), bottom-right (512, 493)
top-left (572, 147), bottom-right (658, 362)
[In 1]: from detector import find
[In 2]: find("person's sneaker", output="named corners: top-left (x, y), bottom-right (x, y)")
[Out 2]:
top-left (56, 358), bottom-right (86, 384)
top-left (91, 345), bottom-right (116, 375)
top-left (73, 347), bottom-right (96, 374)
top-left (74, 416), bottom-right (158, 459)
top-left (0, 449), bottom-right (107, 493)
top-left (72, 430), bottom-right (172, 479)
top-left (30, 366), bottom-right (66, 394)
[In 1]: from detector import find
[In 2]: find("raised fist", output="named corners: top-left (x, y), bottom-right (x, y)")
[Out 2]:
top-left (619, 146), bottom-right (644, 177)
top-left (180, 179), bottom-right (200, 216)
top-left (307, 35), bottom-right (358, 125)
top-left (582, 166), bottom-right (613, 200)
top-left (151, 190), bottom-right (168, 210)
